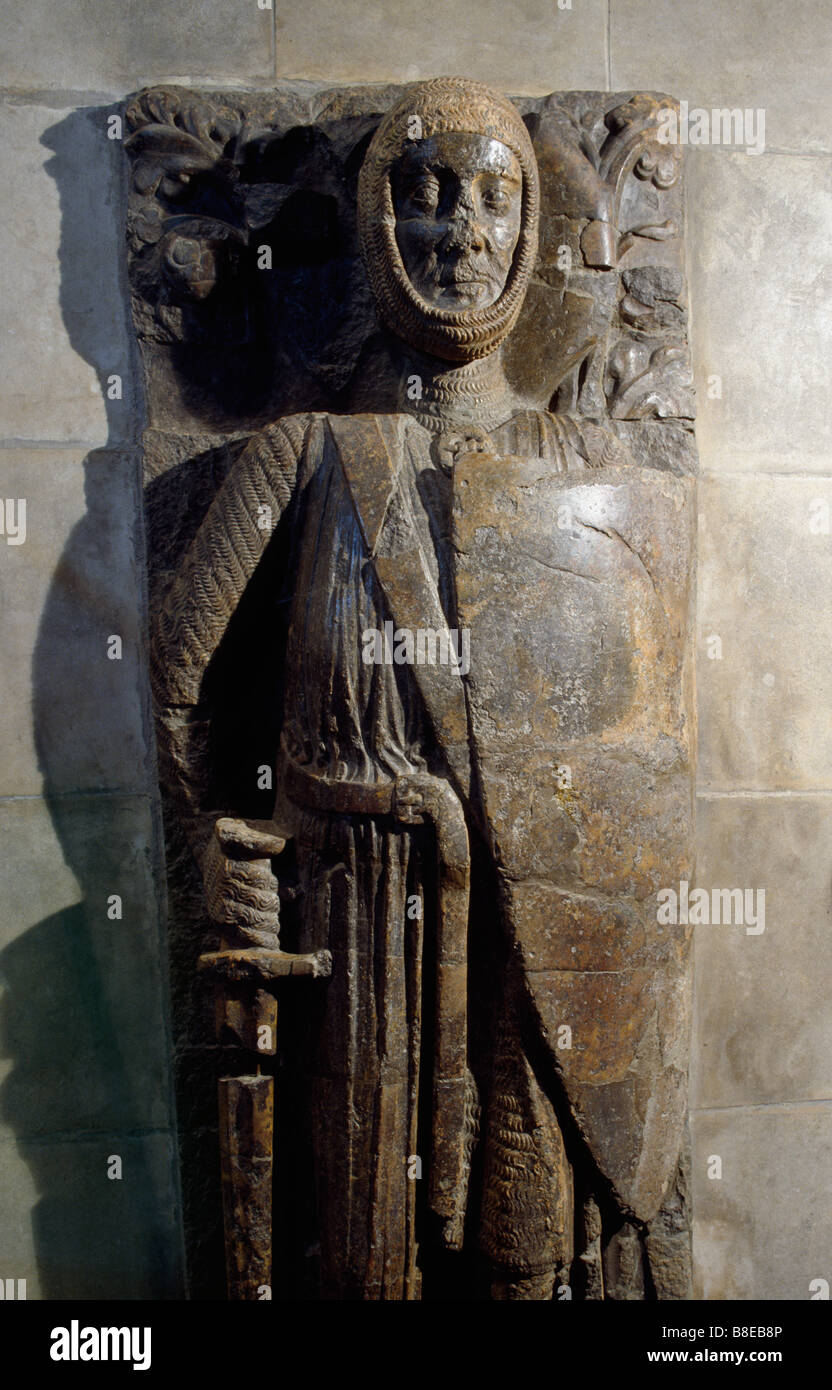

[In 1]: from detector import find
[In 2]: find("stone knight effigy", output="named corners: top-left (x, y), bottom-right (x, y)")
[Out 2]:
top-left (125, 75), bottom-right (697, 1300)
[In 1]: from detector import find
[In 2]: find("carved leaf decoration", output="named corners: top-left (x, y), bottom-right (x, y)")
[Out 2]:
top-left (599, 95), bottom-right (682, 222)
top-left (606, 337), bottom-right (694, 420)
top-left (124, 89), bottom-right (256, 338)
top-left (122, 84), bottom-right (695, 429)
top-left (126, 125), bottom-right (241, 203)
top-left (179, 101), bottom-right (242, 150)
top-left (128, 124), bottom-right (220, 163)
top-left (133, 88), bottom-right (180, 128)
top-left (125, 88), bottom-right (244, 150)
top-left (617, 220), bottom-right (679, 258)
top-left (634, 148), bottom-right (678, 189)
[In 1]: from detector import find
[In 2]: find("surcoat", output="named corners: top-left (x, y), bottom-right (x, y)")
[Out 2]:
top-left (154, 404), bottom-right (693, 1298)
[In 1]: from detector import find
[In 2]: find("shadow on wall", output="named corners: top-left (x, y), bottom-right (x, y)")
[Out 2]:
top-left (0, 107), bottom-right (184, 1298)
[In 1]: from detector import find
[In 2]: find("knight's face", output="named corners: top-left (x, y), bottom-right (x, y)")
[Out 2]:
top-left (392, 132), bottom-right (523, 310)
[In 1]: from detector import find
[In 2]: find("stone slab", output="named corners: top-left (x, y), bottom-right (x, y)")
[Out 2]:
top-left (1, 1), bottom-right (274, 93)
top-left (697, 475), bottom-right (832, 790)
top-left (0, 448), bottom-right (152, 797)
top-left (692, 1103), bottom-right (832, 1299)
top-left (612, 0), bottom-right (832, 154)
top-left (0, 103), bottom-right (138, 446)
top-left (0, 794), bottom-right (173, 1140)
top-left (686, 152), bottom-right (832, 473)
top-left (692, 796), bottom-right (832, 1109)
top-left (276, 0), bottom-right (608, 93)
top-left (0, 1132), bottom-right (183, 1299)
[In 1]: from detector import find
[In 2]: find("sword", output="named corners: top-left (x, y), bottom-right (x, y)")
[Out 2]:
top-left (197, 822), bottom-right (331, 1301)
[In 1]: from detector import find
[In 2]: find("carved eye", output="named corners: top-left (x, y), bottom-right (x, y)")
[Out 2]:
top-left (482, 186), bottom-right (511, 215)
top-left (406, 177), bottom-right (438, 214)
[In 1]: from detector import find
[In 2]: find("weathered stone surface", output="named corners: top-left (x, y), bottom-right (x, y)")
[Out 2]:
top-left (0, 794), bottom-right (173, 1139)
top-left (124, 84), bottom-right (694, 455)
top-left (693, 795), bottom-right (832, 1109)
top-left (645, 1146), bottom-right (693, 1300)
top-left (277, 0), bottom-right (608, 93)
top-left (697, 475), bottom-right (832, 789)
top-left (692, 1103), bottom-right (832, 1300)
top-left (0, 1132), bottom-right (183, 1299)
top-left (613, 420), bottom-right (698, 478)
top-left (0, 105), bottom-right (136, 446)
top-left (687, 152), bottom-right (832, 473)
top-left (611, 0), bottom-right (832, 153)
top-left (1, 1), bottom-right (273, 92)
top-left (453, 452), bottom-right (694, 1222)
top-left (0, 449), bottom-right (150, 798)
top-left (218, 1074), bottom-right (274, 1300)
top-left (5, 0), bottom-right (827, 1316)
top-left (127, 77), bottom-right (698, 1300)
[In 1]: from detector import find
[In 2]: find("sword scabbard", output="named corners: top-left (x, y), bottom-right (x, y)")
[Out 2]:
top-left (218, 1072), bottom-right (274, 1300)
top-left (199, 941), bottom-right (332, 1300)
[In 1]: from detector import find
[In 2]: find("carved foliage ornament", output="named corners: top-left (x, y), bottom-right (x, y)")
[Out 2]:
top-left (124, 84), bottom-right (692, 432)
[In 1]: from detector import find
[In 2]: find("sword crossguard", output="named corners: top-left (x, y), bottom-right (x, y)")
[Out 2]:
top-left (200, 946), bottom-right (332, 1055)
top-left (198, 945), bottom-right (333, 984)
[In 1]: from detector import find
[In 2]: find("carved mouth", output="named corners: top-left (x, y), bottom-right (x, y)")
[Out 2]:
top-left (438, 265), bottom-right (492, 285)
top-left (436, 273), bottom-right (496, 294)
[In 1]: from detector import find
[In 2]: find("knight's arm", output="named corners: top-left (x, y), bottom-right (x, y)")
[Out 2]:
top-left (556, 414), bottom-right (636, 470)
top-left (150, 415), bottom-right (307, 873)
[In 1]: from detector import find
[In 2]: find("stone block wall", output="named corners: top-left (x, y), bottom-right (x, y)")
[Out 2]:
top-left (1, 0), bottom-right (829, 1300)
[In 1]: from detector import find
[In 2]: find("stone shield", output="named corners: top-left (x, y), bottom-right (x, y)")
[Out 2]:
top-left (453, 451), bottom-right (695, 1223)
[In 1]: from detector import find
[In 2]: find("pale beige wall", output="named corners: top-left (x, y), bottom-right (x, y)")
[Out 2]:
top-left (1, 0), bottom-right (829, 1300)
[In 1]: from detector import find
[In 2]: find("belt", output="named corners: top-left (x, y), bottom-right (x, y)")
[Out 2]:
top-left (281, 753), bottom-right (471, 1250)
top-left (283, 757), bottom-right (396, 817)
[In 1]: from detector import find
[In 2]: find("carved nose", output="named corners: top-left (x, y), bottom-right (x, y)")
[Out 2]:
top-left (443, 213), bottom-right (485, 253)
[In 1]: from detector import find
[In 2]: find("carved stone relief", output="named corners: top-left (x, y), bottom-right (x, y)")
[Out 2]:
top-left (124, 76), bottom-right (697, 1301)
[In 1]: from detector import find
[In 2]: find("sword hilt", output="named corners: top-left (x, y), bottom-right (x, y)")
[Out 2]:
top-left (198, 945), bottom-right (332, 1054)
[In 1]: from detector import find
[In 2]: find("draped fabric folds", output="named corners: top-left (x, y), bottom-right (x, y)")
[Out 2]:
top-left (154, 407), bottom-right (605, 1298)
